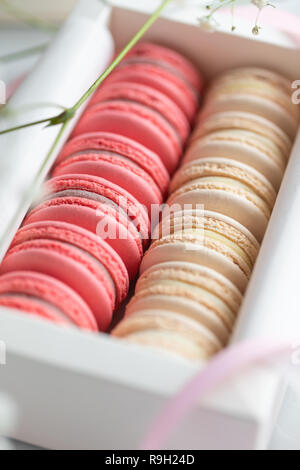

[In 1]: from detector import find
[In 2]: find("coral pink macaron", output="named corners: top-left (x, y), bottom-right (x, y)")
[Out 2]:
top-left (0, 270), bottom-right (98, 330)
top-left (72, 82), bottom-right (188, 174)
top-left (89, 81), bottom-right (190, 143)
top-left (23, 175), bottom-right (149, 279)
top-left (11, 220), bottom-right (129, 307)
top-left (55, 132), bottom-right (169, 197)
top-left (1, 220), bottom-right (127, 331)
top-left (53, 132), bottom-right (170, 212)
top-left (101, 62), bottom-right (199, 123)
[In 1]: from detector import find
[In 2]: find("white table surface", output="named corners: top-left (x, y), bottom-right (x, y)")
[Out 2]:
top-left (1, 0), bottom-right (300, 451)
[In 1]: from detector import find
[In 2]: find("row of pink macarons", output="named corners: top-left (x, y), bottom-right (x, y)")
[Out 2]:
top-left (0, 43), bottom-right (203, 332)
top-left (113, 66), bottom-right (300, 361)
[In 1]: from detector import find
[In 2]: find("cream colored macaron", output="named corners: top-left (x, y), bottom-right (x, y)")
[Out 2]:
top-left (203, 67), bottom-right (300, 139)
top-left (186, 111), bottom-right (292, 190)
top-left (130, 261), bottom-right (243, 343)
top-left (141, 209), bottom-right (259, 292)
top-left (193, 111), bottom-right (292, 157)
top-left (168, 157), bottom-right (276, 241)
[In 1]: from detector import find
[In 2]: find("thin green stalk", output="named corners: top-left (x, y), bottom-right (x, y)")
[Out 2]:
top-left (0, 117), bottom-right (58, 135)
top-left (0, 43), bottom-right (48, 63)
top-left (0, 0), bottom-right (172, 137)
top-left (0, 0), bottom-right (58, 32)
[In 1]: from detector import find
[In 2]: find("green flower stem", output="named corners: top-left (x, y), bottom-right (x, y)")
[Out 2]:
top-left (0, 117), bottom-right (57, 135)
top-left (0, 43), bottom-right (48, 63)
top-left (0, 0), bottom-right (58, 32)
top-left (0, 0), bottom-right (172, 136)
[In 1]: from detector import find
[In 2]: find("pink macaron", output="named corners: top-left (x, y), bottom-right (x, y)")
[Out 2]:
top-left (100, 62), bottom-right (199, 123)
top-left (11, 220), bottom-right (129, 307)
top-left (124, 42), bottom-right (203, 95)
top-left (72, 83), bottom-right (188, 174)
top-left (53, 132), bottom-right (170, 213)
top-left (23, 175), bottom-right (149, 279)
top-left (0, 270), bottom-right (98, 330)
top-left (89, 81), bottom-right (190, 143)
top-left (1, 220), bottom-right (121, 330)
top-left (55, 132), bottom-right (169, 197)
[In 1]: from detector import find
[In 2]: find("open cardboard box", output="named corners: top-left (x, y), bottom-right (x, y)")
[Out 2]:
top-left (0, 0), bottom-right (300, 450)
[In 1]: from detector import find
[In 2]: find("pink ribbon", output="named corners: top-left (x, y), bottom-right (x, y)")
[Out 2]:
top-left (141, 339), bottom-right (293, 449)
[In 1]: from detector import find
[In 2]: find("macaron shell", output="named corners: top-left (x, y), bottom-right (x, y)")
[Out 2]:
top-left (55, 132), bottom-right (170, 196)
top-left (71, 101), bottom-right (181, 174)
top-left (0, 240), bottom-right (113, 330)
top-left (0, 295), bottom-right (72, 326)
top-left (125, 42), bottom-right (203, 93)
top-left (169, 185), bottom-right (268, 242)
top-left (0, 270), bottom-right (98, 330)
top-left (193, 110), bottom-right (292, 158)
top-left (53, 153), bottom-right (163, 212)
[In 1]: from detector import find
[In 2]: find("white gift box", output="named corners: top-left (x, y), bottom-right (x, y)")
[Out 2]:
top-left (0, 0), bottom-right (300, 450)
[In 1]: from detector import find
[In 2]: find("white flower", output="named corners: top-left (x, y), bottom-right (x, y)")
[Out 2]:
top-left (252, 0), bottom-right (264, 7)
top-left (251, 0), bottom-right (273, 10)
top-left (198, 16), bottom-right (216, 32)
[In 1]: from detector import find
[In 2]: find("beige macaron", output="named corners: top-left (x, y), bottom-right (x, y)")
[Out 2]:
top-left (129, 261), bottom-right (242, 343)
top-left (113, 309), bottom-right (223, 361)
top-left (142, 209), bottom-right (259, 293)
top-left (203, 68), bottom-right (300, 140)
top-left (168, 157), bottom-right (276, 241)
top-left (186, 110), bottom-right (292, 190)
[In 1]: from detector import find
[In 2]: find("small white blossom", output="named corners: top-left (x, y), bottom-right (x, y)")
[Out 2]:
top-left (198, 16), bottom-right (216, 32)
top-left (251, 0), bottom-right (270, 8)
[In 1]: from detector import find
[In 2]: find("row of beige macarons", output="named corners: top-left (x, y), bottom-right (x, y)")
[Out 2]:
top-left (113, 67), bottom-right (300, 361)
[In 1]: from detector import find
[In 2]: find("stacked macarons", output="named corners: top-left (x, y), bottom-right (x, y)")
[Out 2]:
top-left (0, 43), bottom-right (202, 332)
top-left (113, 67), bottom-right (299, 361)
